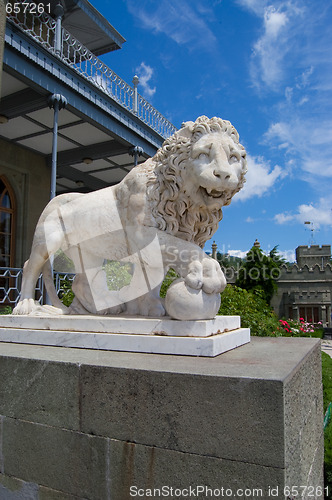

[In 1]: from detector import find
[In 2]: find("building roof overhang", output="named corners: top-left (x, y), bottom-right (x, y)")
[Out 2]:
top-left (1, 8), bottom-right (175, 195)
top-left (44, 0), bottom-right (126, 55)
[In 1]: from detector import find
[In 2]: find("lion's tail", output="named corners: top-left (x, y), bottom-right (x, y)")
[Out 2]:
top-left (42, 260), bottom-right (68, 312)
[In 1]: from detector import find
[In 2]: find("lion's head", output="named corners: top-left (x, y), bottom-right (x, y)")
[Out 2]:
top-left (146, 116), bottom-right (247, 248)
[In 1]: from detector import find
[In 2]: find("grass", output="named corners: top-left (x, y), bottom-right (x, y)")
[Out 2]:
top-left (323, 351), bottom-right (332, 498)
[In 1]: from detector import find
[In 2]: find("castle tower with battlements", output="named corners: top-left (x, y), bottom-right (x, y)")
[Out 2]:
top-left (295, 245), bottom-right (331, 269)
top-left (272, 245), bottom-right (332, 326)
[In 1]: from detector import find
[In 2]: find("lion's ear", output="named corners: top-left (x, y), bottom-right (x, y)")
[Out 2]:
top-left (178, 121), bottom-right (195, 139)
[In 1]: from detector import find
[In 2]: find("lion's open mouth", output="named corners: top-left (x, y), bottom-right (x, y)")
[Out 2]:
top-left (202, 187), bottom-right (223, 199)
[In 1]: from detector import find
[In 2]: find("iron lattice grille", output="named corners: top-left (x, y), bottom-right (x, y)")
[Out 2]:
top-left (0, 267), bottom-right (75, 307)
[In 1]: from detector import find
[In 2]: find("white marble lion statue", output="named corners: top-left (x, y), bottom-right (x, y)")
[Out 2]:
top-left (13, 116), bottom-right (247, 319)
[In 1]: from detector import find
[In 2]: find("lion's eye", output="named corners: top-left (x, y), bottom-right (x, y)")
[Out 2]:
top-left (198, 152), bottom-right (209, 160)
top-left (229, 154), bottom-right (239, 164)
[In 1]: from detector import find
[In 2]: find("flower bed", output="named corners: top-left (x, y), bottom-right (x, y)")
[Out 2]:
top-left (275, 317), bottom-right (324, 338)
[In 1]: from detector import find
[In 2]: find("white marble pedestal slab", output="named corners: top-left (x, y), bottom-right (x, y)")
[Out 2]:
top-left (0, 315), bottom-right (250, 357)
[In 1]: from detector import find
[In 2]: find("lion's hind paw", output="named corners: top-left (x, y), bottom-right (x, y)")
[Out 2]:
top-left (13, 298), bottom-right (66, 316)
top-left (13, 298), bottom-right (39, 315)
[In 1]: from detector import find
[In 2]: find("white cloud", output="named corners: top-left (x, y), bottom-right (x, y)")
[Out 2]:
top-left (275, 197), bottom-right (332, 228)
top-left (264, 121), bottom-right (293, 150)
top-left (264, 119), bottom-right (332, 181)
top-left (274, 212), bottom-right (295, 224)
top-left (264, 7), bottom-right (288, 38)
top-left (298, 96), bottom-right (309, 106)
top-left (278, 249), bottom-right (296, 262)
top-left (135, 62), bottom-right (156, 98)
top-left (283, 67), bottom-right (314, 107)
top-left (238, 1), bottom-right (306, 90)
top-left (250, 6), bottom-right (289, 88)
top-left (228, 249), bottom-right (248, 259)
top-left (125, 0), bottom-right (217, 52)
top-left (235, 154), bottom-right (286, 201)
top-left (235, 0), bottom-right (267, 16)
top-left (296, 66), bottom-right (314, 89)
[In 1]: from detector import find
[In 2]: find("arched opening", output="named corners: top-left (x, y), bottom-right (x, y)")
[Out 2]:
top-left (0, 176), bottom-right (16, 268)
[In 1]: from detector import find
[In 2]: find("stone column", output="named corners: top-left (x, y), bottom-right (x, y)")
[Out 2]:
top-left (211, 241), bottom-right (217, 260)
top-left (321, 305), bottom-right (326, 327)
top-left (292, 305), bottom-right (299, 322)
top-left (327, 304), bottom-right (332, 327)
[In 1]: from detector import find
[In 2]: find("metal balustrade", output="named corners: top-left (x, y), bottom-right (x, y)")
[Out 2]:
top-left (6, 3), bottom-right (176, 138)
top-left (0, 267), bottom-right (75, 307)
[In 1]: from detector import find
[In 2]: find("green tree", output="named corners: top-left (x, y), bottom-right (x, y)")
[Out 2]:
top-left (217, 252), bottom-right (243, 269)
top-left (236, 244), bottom-right (285, 304)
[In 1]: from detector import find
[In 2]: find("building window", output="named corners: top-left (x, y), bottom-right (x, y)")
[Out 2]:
top-left (299, 306), bottom-right (319, 324)
top-left (0, 176), bottom-right (16, 267)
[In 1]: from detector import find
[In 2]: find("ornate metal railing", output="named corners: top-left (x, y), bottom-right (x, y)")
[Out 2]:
top-left (5, 3), bottom-right (176, 138)
top-left (0, 267), bottom-right (75, 307)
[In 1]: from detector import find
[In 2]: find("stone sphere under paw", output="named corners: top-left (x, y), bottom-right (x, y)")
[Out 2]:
top-left (165, 279), bottom-right (221, 321)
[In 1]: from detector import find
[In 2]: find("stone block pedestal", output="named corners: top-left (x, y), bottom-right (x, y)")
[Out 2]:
top-left (0, 314), bottom-right (250, 356)
top-left (0, 337), bottom-right (324, 500)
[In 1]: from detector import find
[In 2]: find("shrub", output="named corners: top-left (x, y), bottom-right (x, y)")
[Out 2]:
top-left (0, 306), bottom-right (12, 315)
top-left (58, 276), bottom-right (75, 307)
top-left (160, 268), bottom-right (179, 298)
top-left (218, 285), bottom-right (280, 336)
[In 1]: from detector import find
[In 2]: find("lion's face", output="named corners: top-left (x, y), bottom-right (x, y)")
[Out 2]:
top-left (147, 116), bottom-right (247, 247)
top-left (181, 132), bottom-right (245, 210)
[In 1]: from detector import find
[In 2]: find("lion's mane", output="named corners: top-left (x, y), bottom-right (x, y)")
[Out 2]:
top-left (146, 116), bottom-right (247, 248)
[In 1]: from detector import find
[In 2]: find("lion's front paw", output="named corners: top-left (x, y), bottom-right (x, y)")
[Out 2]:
top-left (185, 258), bottom-right (226, 294)
top-left (185, 261), bottom-right (204, 290)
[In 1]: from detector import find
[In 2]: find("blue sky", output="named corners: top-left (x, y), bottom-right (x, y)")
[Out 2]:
top-left (93, 0), bottom-right (332, 262)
